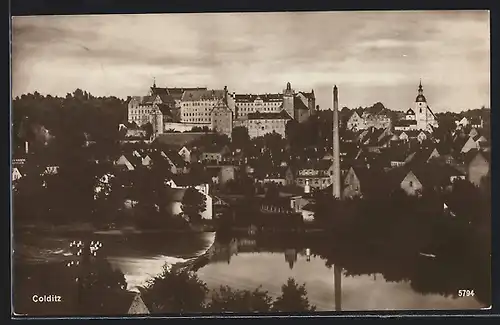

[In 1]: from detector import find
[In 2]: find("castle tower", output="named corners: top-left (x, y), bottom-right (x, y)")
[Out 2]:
top-left (332, 85), bottom-right (341, 198)
top-left (283, 82), bottom-right (295, 119)
top-left (414, 80), bottom-right (428, 130)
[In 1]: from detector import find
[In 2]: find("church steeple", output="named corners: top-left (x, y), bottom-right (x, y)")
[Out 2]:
top-left (416, 80), bottom-right (426, 102)
top-left (153, 77), bottom-right (156, 89)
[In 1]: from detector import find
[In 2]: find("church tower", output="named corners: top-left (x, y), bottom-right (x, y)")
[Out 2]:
top-left (283, 82), bottom-right (295, 119)
top-left (414, 80), bottom-right (429, 130)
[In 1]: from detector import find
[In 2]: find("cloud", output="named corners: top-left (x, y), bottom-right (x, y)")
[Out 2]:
top-left (11, 11), bottom-right (490, 112)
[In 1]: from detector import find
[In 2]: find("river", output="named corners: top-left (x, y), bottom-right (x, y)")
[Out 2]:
top-left (13, 229), bottom-right (487, 314)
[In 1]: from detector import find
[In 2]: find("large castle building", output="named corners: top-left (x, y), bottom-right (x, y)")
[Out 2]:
top-left (232, 82), bottom-right (315, 124)
top-left (127, 82), bottom-right (208, 134)
top-left (127, 81), bottom-right (316, 138)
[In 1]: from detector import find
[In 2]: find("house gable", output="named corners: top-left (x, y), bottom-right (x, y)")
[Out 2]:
top-left (116, 155), bottom-right (135, 170)
top-left (127, 294), bottom-right (150, 314)
top-left (342, 167), bottom-right (362, 198)
top-left (12, 167), bottom-right (23, 181)
top-left (400, 171), bottom-right (423, 196)
top-left (461, 136), bottom-right (479, 153)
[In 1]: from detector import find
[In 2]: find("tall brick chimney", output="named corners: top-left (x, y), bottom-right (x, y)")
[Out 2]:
top-left (332, 85), bottom-right (341, 198)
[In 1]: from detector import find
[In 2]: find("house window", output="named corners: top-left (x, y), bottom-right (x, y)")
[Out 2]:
top-left (409, 181), bottom-right (413, 187)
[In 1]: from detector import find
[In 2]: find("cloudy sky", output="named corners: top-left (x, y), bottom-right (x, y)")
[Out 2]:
top-left (12, 11), bottom-right (490, 112)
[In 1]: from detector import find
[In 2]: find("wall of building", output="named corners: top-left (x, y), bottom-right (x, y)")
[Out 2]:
top-left (211, 106), bottom-right (233, 138)
top-left (295, 176), bottom-right (331, 189)
top-left (294, 108), bottom-right (310, 124)
top-left (245, 118), bottom-right (288, 139)
top-left (181, 99), bottom-right (217, 124)
top-left (400, 171), bottom-right (423, 196)
top-left (163, 122), bottom-right (212, 133)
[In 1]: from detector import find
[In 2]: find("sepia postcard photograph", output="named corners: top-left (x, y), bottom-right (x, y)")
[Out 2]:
top-left (11, 10), bottom-right (491, 317)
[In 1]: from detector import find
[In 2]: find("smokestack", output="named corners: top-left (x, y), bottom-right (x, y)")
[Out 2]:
top-left (334, 264), bottom-right (342, 311)
top-left (332, 85), bottom-right (341, 198)
top-left (24, 141), bottom-right (29, 154)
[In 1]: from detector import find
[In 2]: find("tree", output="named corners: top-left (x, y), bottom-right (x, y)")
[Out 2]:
top-left (231, 126), bottom-right (250, 149)
top-left (181, 187), bottom-right (207, 223)
top-left (206, 285), bottom-right (273, 313)
top-left (265, 183), bottom-right (280, 199)
top-left (143, 267), bottom-right (208, 313)
top-left (142, 122), bottom-right (154, 138)
top-left (272, 278), bottom-right (316, 312)
top-left (80, 258), bottom-right (128, 314)
top-left (285, 120), bottom-right (299, 143)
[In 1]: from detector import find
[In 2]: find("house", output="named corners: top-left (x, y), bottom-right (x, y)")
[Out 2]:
top-left (342, 166), bottom-right (385, 199)
top-left (200, 145), bottom-right (230, 164)
top-left (404, 147), bottom-right (440, 166)
top-left (468, 128), bottom-right (479, 138)
top-left (347, 104), bottom-right (391, 131)
top-left (141, 154), bottom-right (152, 167)
top-left (361, 127), bottom-right (388, 148)
top-left (386, 167), bottom-right (423, 196)
top-left (353, 147), bottom-right (382, 168)
top-left (460, 136), bottom-right (480, 153)
top-left (259, 194), bottom-right (309, 216)
top-left (12, 167), bottom-right (23, 181)
top-left (394, 119), bottom-right (418, 131)
top-left (346, 111), bottom-right (365, 131)
top-left (178, 146), bottom-right (192, 163)
top-left (115, 154), bottom-right (142, 171)
top-left (163, 150), bottom-right (190, 174)
top-left (470, 117), bottom-right (484, 129)
top-left (416, 131), bottom-right (431, 143)
top-left (301, 203), bottom-right (315, 222)
top-left (295, 160), bottom-right (334, 190)
top-left (411, 162), bottom-right (466, 192)
top-left (466, 150), bottom-right (490, 187)
top-left (262, 166), bottom-right (294, 186)
top-left (382, 147), bottom-right (409, 168)
top-left (43, 165), bottom-right (59, 175)
top-left (396, 131), bottom-right (409, 142)
top-left (456, 117), bottom-right (469, 129)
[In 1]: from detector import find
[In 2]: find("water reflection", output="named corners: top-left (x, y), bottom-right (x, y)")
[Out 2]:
top-left (196, 234), bottom-right (486, 311)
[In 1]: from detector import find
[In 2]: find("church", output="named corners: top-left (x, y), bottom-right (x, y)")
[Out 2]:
top-left (394, 81), bottom-right (439, 132)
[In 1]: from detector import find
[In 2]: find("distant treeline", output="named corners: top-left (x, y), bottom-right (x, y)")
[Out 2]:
top-left (12, 89), bottom-right (128, 153)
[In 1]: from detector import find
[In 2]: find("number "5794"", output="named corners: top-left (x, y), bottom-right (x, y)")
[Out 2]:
top-left (458, 289), bottom-right (475, 297)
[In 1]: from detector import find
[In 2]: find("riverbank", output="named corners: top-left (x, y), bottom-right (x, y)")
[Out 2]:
top-left (15, 221), bottom-right (217, 235)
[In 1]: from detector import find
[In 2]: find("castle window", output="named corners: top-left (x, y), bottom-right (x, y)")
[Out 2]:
top-left (419, 108), bottom-right (422, 113)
